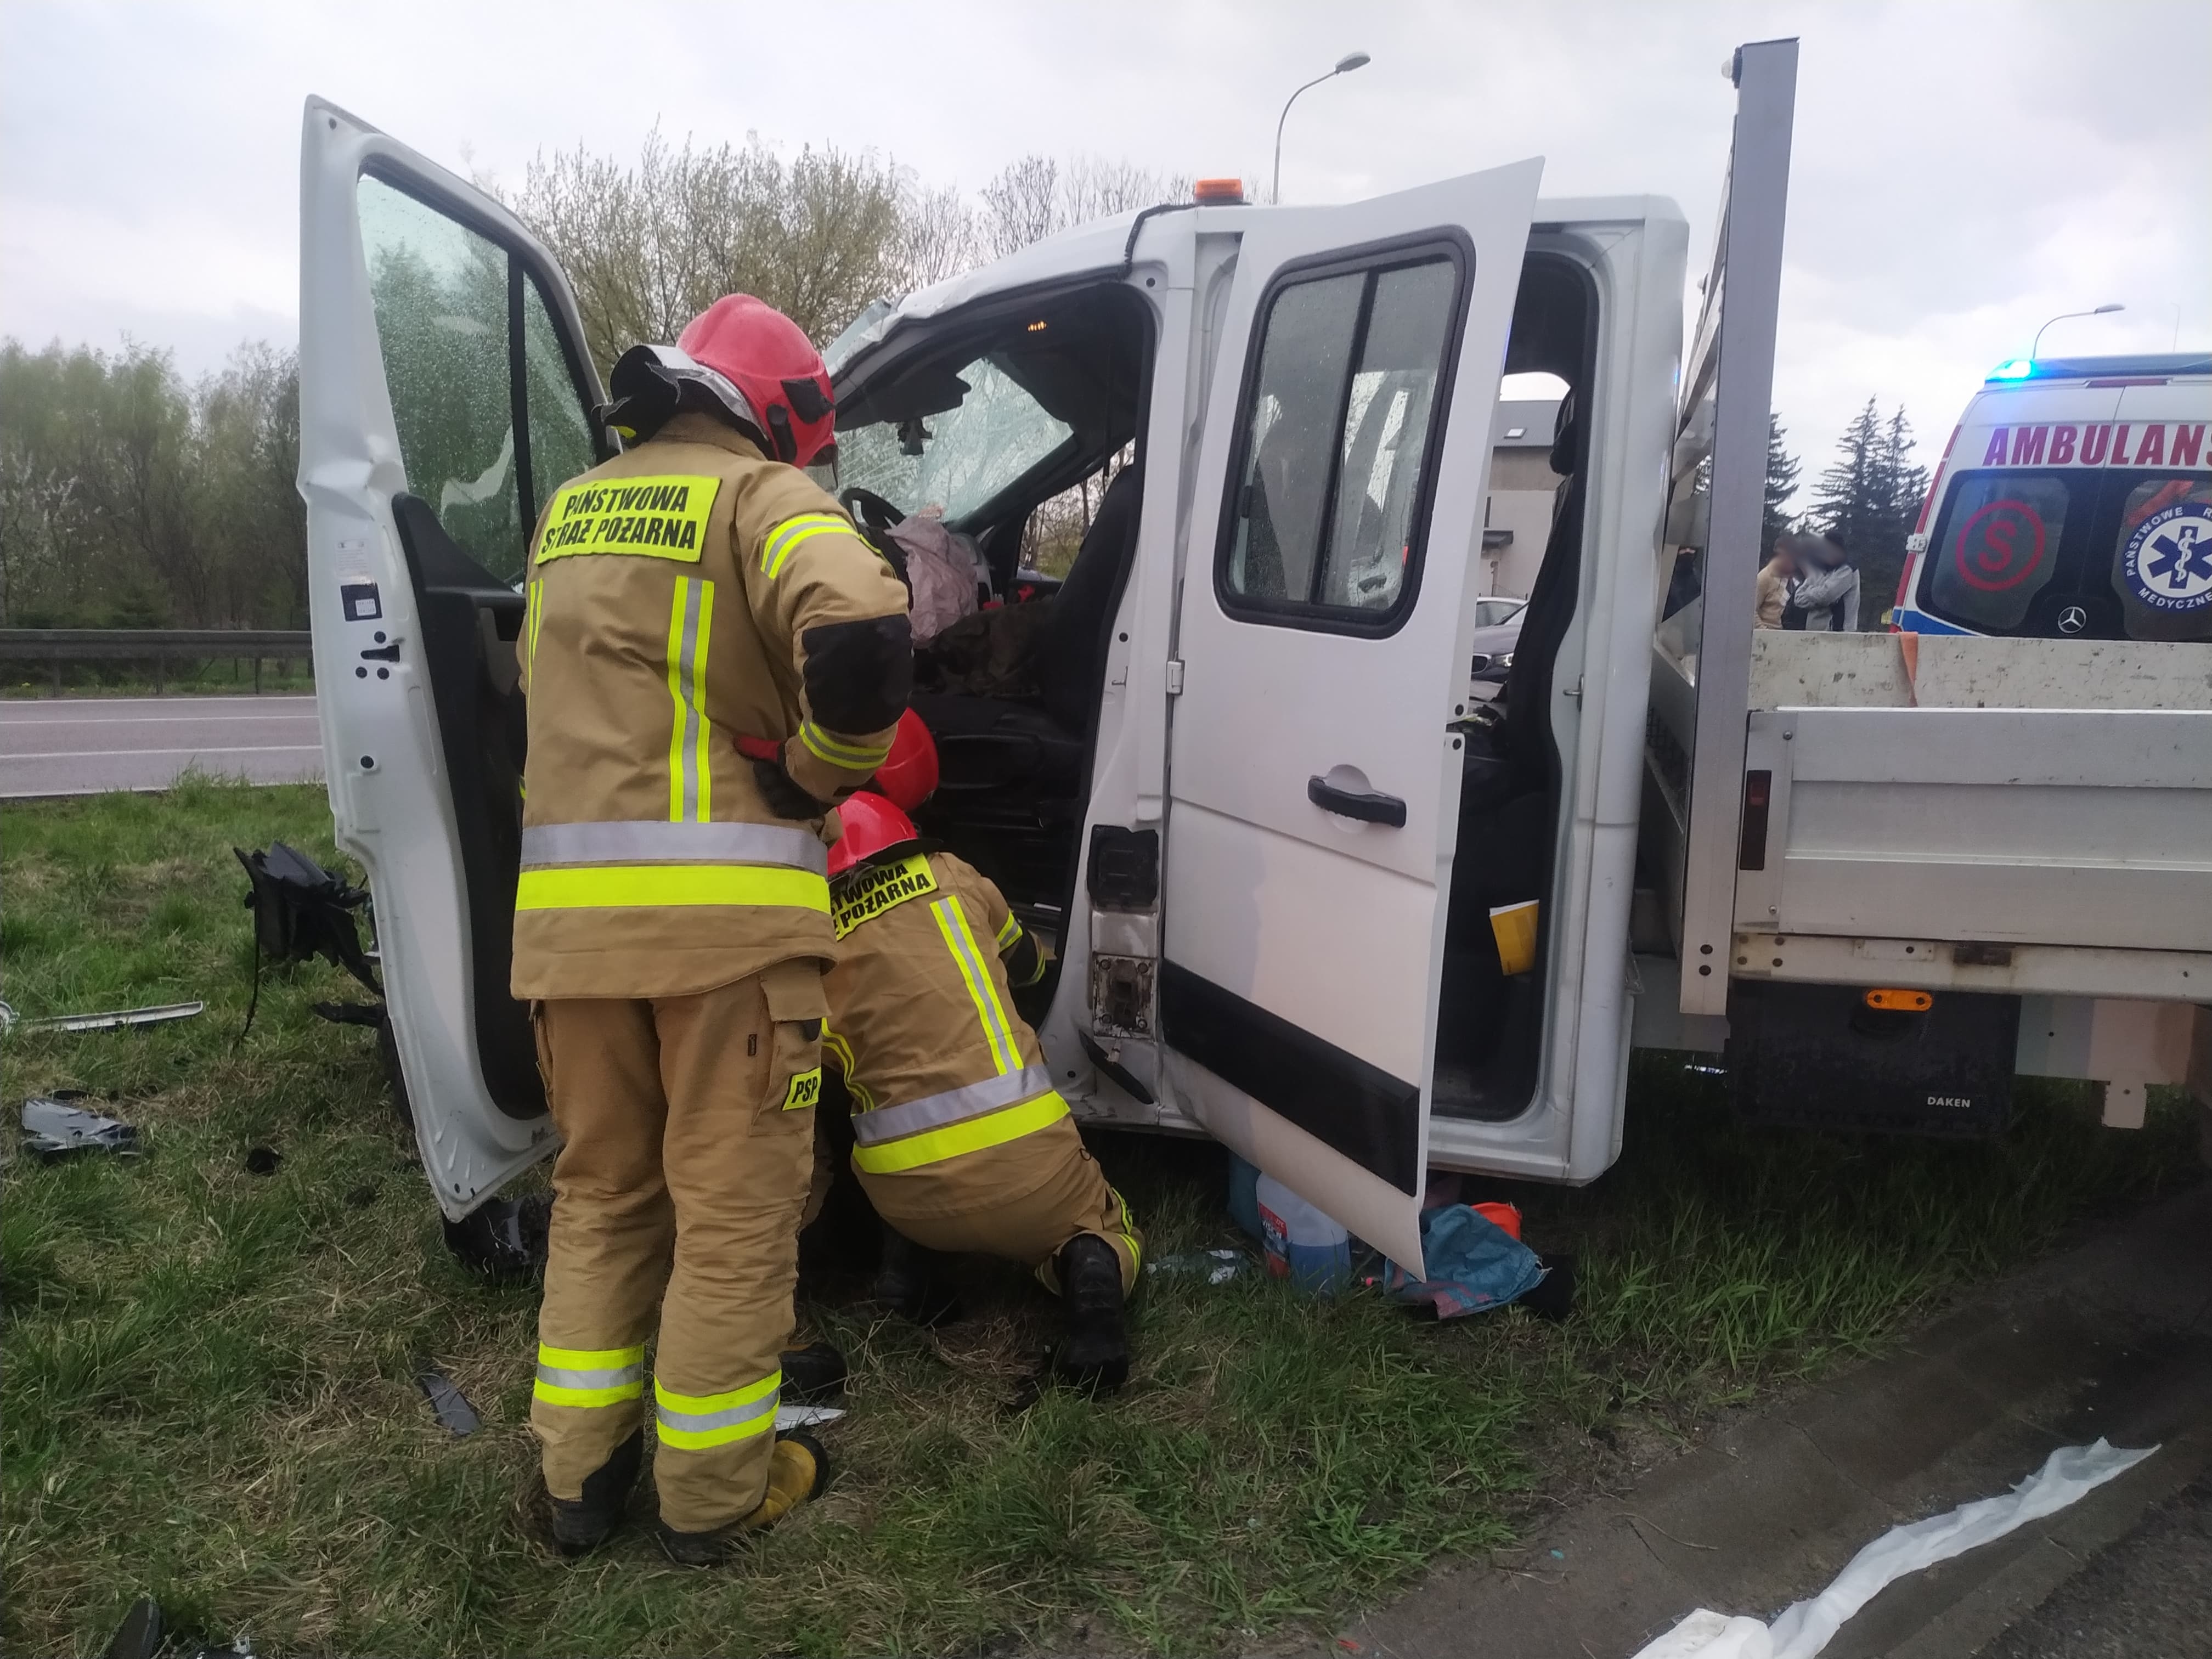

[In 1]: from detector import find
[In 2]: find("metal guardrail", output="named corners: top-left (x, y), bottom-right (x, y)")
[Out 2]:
top-left (0, 629), bottom-right (313, 693)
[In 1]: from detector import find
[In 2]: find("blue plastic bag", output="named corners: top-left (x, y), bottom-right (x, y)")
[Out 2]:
top-left (1384, 1203), bottom-right (1547, 1317)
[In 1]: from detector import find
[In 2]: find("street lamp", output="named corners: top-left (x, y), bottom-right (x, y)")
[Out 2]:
top-left (2032, 302), bottom-right (2124, 359)
top-left (1272, 52), bottom-right (1370, 205)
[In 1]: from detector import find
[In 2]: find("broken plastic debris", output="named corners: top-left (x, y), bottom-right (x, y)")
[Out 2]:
top-left (1630, 1437), bottom-right (2160, 1658)
top-left (100, 1596), bottom-right (254, 1659)
top-left (417, 1370), bottom-right (481, 1436)
top-left (21, 1095), bottom-right (142, 1161)
top-left (775, 1404), bottom-right (847, 1430)
top-left (442, 1190), bottom-right (552, 1282)
top-left (101, 1595), bottom-right (161, 1659)
top-left (1146, 1248), bottom-right (1245, 1284)
top-left (1, 1000), bottom-right (204, 1035)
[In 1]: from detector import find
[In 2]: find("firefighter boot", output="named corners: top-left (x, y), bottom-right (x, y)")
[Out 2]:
top-left (875, 1228), bottom-right (964, 1328)
top-left (548, 1428), bottom-right (643, 1557)
top-left (1053, 1234), bottom-right (1129, 1395)
top-left (656, 1430), bottom-right (832, 1567)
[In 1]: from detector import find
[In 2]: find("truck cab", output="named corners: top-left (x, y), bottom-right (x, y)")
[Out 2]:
top-left (300, 44), bottom-right (1840, 1270)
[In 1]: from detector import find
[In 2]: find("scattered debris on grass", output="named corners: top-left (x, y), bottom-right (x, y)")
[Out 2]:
top-left (99, 1594), bottom-right (256, 1659)
top-left (1, 999), bottom-right (204, 1034)
top-left (442, 1190), bottom-right (552, 1282)
top-left (19, 1093), bottom-right (141, 1161)
top-left (234, 841), bottom-right (379, 1043)
top-left (416, 1370), bottom-right (481, 1437)
top-left (242, 1145), bottom-right (283, 1176)
top-left (1147, 1248), bottom-right (1246, 1284)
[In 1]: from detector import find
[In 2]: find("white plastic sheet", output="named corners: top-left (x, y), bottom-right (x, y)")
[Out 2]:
top-left (1628, 1438), bottom-right (2158, 1659)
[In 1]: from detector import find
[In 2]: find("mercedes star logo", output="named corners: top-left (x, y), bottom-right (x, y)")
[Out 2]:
top-left (2057, 606), bottom-right (2089, 635)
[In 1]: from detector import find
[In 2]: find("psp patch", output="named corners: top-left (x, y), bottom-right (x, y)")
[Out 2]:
top-left (782, 1065), bottom-right (822, 1111)
top-left (2120, 501), bottom-right (2212, 613)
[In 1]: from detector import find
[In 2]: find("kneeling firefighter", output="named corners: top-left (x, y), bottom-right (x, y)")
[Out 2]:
top-left (516, 295), bottom-right (911, 1564)
top-left (819, 718), bottom-right (1143, 1390)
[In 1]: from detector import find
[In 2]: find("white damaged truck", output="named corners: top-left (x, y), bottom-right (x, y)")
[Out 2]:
top-left (297, 38), bottom-right (2210, 1273)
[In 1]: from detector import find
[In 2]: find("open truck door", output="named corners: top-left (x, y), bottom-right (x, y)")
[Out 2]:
top-left (1159, 161), bottom-right (1543, 1271)
top-left (298, 98), bottom-right (609, 1216)
top-left (1643, 39), bottom-right (1801, 1018)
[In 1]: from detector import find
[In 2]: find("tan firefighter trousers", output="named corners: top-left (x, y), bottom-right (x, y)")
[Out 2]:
top-left (860, 1117), bottom-right (1144, 1295)
top-left (529, 964), bottom-right (823, 1533)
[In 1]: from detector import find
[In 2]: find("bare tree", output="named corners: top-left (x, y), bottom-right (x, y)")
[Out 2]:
top-left (510, 129), bottom-right (913, 375)
top-left (979, 156), bottom-right (1063, 261)
top-left (979, 153), bottom-right (1190, 263)
top-left (0, 444), bottom-right (75, 625)
top-left (897, 177), bottom-right (981, 290)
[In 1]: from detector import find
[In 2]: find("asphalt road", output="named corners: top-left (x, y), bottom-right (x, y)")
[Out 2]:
top-left (0, 695), bottom-right (324, 797)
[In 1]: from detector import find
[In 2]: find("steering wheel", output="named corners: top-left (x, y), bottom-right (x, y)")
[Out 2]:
top-left (840, 487), bottom-right (905, 537)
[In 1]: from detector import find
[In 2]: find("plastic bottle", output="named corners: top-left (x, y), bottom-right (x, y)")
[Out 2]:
top-left (1254, 1172), bottom-right (1352, 1296)
top-left (1227, 1153), bottom-right (1263, 1243)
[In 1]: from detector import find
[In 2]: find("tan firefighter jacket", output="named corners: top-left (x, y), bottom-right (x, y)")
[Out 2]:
top-left (819, 849), bottom-right (1059, 1200)
top-left (512, 413), bottom-right (911, 1000)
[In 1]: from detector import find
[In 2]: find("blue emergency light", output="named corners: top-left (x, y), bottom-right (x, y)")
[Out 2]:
top-left (1989, 358), bottom-right (2035, 380)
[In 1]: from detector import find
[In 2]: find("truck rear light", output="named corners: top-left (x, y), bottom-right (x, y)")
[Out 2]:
top-left (1737, 770), bottom-right (1771, 871)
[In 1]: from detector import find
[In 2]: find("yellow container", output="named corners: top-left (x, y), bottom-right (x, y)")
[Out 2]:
top-left (1489, 900), bottom-right (1539, 977)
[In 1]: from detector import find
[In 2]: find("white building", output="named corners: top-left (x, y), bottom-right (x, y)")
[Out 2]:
top-left (1481, 397), bottom-right (1563, 599)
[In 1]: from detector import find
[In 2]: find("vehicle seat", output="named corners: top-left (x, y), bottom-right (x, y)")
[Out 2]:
top-left (911, 462), bottom-right (1144, 794)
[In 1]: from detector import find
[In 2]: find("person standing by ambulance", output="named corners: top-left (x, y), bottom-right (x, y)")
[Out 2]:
top-left (515, 295), bottom-right (910, 1565)
top-left (815, 726), bottom-right (1142, 1393)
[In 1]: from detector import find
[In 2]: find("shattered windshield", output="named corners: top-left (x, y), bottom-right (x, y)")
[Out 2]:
top-left (837, 354), bottom-right (1073, 524)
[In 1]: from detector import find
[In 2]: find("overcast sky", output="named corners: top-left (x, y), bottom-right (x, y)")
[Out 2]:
top-left (3, 0), bottom-right (2204, 480)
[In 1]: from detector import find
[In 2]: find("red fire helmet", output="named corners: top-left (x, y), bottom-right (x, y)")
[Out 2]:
top-left (828, 789), bottom-right (921, 879)
top-left (676, 295), bottom-right (837, 467)
top-left (870, 709), bottom-right (940, 812)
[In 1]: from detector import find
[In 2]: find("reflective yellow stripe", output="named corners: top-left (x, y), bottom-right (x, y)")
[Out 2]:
top-left (933, 896), bottom-right (1020, 1074)
top-left (515, 864), bottom-right (830, 912)
top-left (1113, 1187), bottom-right (1142, 1276)
top-left (526, 576), bottom-right (545, 679)
top-left (825, 1029), bottom-right (877, 1111)
top-left (852, 1089), bottom-right (1070, 1174)
top-left (653, 1371), bottom-right (780, 1451)
top-left (799, 719), bottom-right (893, 771)
top-left (995, 914), bottom-right (1022, 949)
top-left (761, 513), bottom-right (853, 577)
top-left (692, 583), bottom-right (713, 821)
top-left (537, 473), bottom-right (720, 564)
top-left (532, 1341), bottom-right (646, 1409)
top-left (664, 578), bottom-right (713, 823)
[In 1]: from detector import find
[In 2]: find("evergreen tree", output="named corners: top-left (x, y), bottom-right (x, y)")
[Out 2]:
top-left (1809, 397), bottom-right (1882, 556)
top-left (1761, 414), bottom-right (1801, 553)
top-left (1808, 399), bottom-right (1929, 627)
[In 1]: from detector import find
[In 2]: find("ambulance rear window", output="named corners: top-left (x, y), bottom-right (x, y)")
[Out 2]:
top-left (1923, 472), bottom-right (2071, 633)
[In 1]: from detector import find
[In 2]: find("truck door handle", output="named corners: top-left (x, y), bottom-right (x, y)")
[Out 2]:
top-left (1307, 775), bottom-right (1407, 828)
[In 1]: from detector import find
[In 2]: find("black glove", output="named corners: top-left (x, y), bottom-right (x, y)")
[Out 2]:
top-left (751, 757), bottom-right (833, 821)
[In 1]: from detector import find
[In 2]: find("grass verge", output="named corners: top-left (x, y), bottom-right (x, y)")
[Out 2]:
top-left (1, 781), bottom-right (2200, 1656)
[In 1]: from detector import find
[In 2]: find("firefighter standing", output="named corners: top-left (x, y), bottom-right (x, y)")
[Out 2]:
top-left (515, 295), bottom-right (910, 1564)
top-left (817, 725), bottom-right (1142, 1391)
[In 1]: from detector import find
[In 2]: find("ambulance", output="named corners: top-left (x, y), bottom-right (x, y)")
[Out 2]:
top-left (1894, 356), bottom-right (2212, 641)
top-left (296, 38), bottom-right (2212, 1274)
